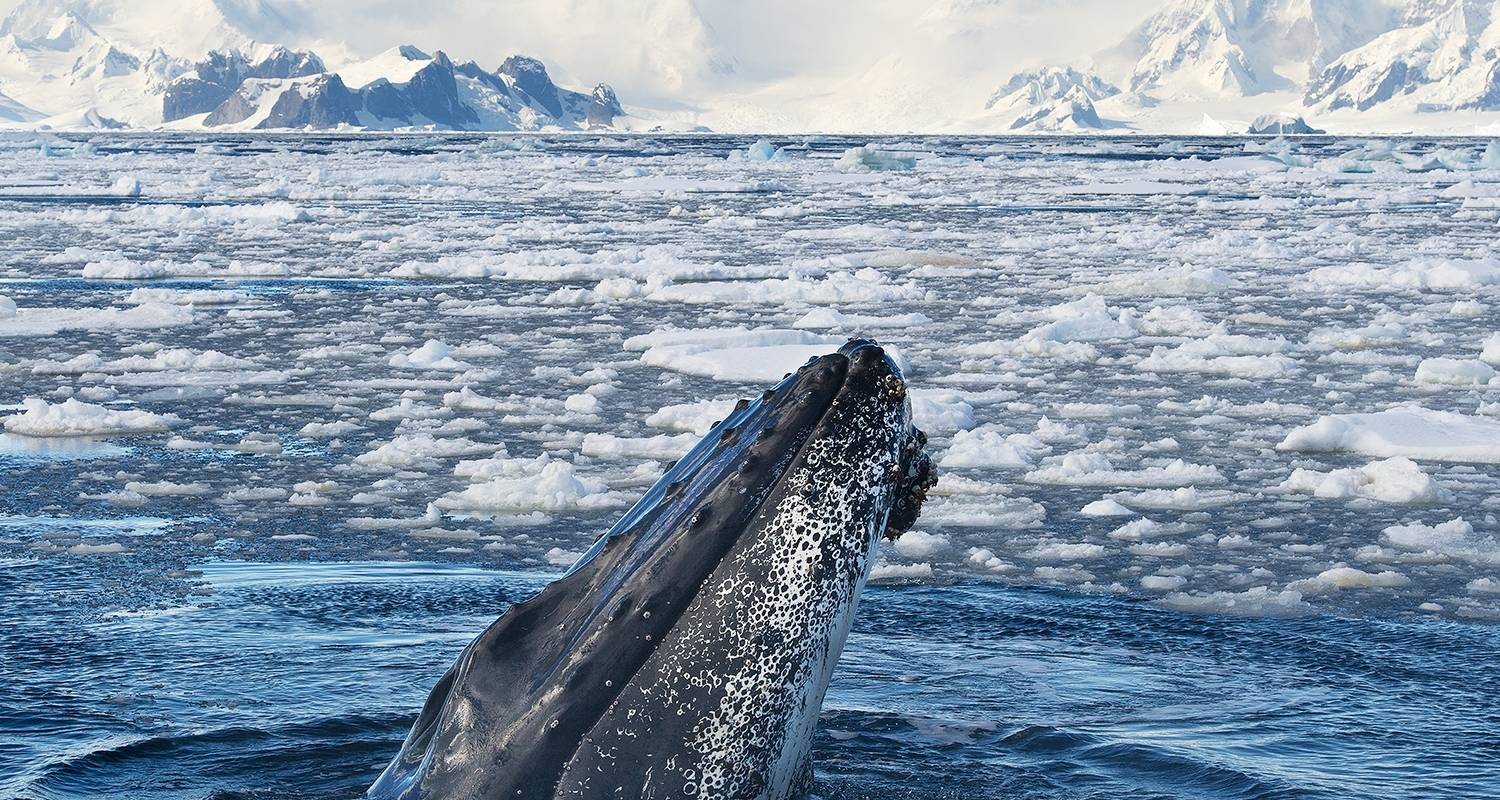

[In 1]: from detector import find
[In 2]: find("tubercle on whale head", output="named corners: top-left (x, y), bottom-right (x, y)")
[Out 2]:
top-left (833, 337), bottom-right (936, 542)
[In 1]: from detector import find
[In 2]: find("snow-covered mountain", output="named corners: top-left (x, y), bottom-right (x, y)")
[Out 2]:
top-left (992, 0), bottom-right (1500, 133)
top-left (2, 0), bottom-right (1499, 133)
top-left (0, 0), bottom-right (627, 130)
top-left (981, 66), bottom-right (1125, 130)
top-left (1304, 0), bottom-right (1500, 111)
top-left (0, 85), bottom-right (38, 121)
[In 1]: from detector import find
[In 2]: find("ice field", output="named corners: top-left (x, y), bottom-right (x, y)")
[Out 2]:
top-left (2, 132), bottom-right (1499, 799)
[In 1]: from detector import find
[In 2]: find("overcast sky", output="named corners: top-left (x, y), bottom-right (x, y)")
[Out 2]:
top-left (286, 0), bottom-right (1162, 99)
top-left (0, 0), bottom-right (1163, 113)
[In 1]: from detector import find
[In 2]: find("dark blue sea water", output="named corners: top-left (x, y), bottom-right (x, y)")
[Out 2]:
top-left (3, 558), bottom-right (1496, 800)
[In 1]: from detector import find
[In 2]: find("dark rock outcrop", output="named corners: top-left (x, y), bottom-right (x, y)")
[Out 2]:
top-left (498, 55), bottom-right (562, 117)
top-left (189, 43), bottom-right (620, 130)
top-left (398, 51), bottom-right (477, 127)
top-left (163, 46), bottom-right (325, 121)
top-left (585, 84), bottom-right (622, 128)
top-left (259, 74), bottom-right (359, 129)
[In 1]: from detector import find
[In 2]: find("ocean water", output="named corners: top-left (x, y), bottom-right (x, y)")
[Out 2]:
top-left (3, 558), bottom-right (1496, 800)
top-left (1, 132), bottom-right (1498, 797)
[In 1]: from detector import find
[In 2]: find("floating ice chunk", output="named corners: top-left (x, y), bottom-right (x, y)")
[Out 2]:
top-left (32, 348), bottom-right (257, 375)
top-left (941, 427), bottom-right (1047, 468)
top-left (792, 308), bottom-right (932, 329)
top-left (908, 390), bottom-right (975, 433)
top-left (1032, 566), bottom-right (1096, 584)
top-left (1080, 499), bottom-right (1135, 517)
top-left (444, 387), bottom-right (522, 413)
top-left (0, 295), bottom-right (15, 318)
top-left (1467, 578), bottom-right (1500, 595)
top-left (1299, 566), bottom-right (1411, 591)
top-left (562, 393), bottom-right (600, 415)
top-left (869, 561), bottom-right (934, 582)
top-left (1107, 518), bottom-right (1166, 540)
top-left (1022, 541), bottom-right (1106, 561)
top-left (580, 432), bottom-right (697, 460)
top-left (1308, 320), bottom-right (1412, 350)
top-left (645, 399), bottom-right (738, 436)
top-left (1141, 575), bottom-right (1188, 591)
top-left (1483, 333), bottom-right (1500, 365)
top-left (729, 139), bottom-right (780, 161)
top-left (438, 456), bottom-right (620, 513)
top-left (544, 547), bottom-right (584, 567)
top-left (1138, 304), bottom-right (1217, 337)
top-left (3, 398), bottom-right (179, 437)
top-left (81, 258), bottom-right (174, 279)
top-left (389, 340), bottom-right (469, 370)
top-left (1157, 586), bottom-right (1311, 616)
top-left (123, 288), bottom-right (251, 306)
top-left (1136, 334), bottom-right (1299, 379)
top-left (1381, 518), bottom-right (1499, 564)
top-left (1414, 358), bottom-right (1496, 386)
top-left (0, 300), bottom-right (193, 336)
top-left (300, 420), bottom-right (361, 437)
top-left (918, 496), bottom-right (1046, 529)
top-left (168, 433), bottom-right (281, 454)
top-left (348, 504), bottom-right (444, 531)
top-left (1087, 265), bottom-right (1237, 296)
top-left (543, 277), bottom-right (658, 305)
top-left (1055, 402), bottom-right (1141, 420)
top-left (966, 547), bottom-right (1013, 572)
top-left (1307, 257), bottom-right (1500, 291)
top-left (69, 541), bottom-right (129, 555)
top-left (979, 337), bottom-right (1099, 363)
top-left (629, 327), bottom-right (842, 383)
top-left (1111, 486), bottom-right (1240, 510)
top-left (224, 487), bottom-right (290, 503)
top-left (1025, 452), bottom-right (1224, 487)
top-left (354, 434), bottom-right (496, 467)
top-left (646, 343), bottom-right (835, 383)
top-left (1278, 406), bottom-right (1500, 463)
top-left (1277, 457), bottom-right (1441, 504)
top-left (127, 481), bottom-right (212, 497)
top-left (368, 400), bottom-right (452, 422)
top-left (625, 326), bottom-right (831, 353)
top-left (109, 175), bottom-right (141, 197)
top-left (837, 146), bottom-right (916, 172)
top-left (893, 530), bottom-right (949, 559)
top-left (1020, 293), bottom-right (1139, 344)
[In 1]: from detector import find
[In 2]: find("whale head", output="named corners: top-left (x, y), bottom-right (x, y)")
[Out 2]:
top-left (370, 338), bottom-right (935, 800)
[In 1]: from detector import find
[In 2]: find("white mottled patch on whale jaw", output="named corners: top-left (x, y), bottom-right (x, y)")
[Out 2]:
top-left (553, 339), bottom-right (932, 800)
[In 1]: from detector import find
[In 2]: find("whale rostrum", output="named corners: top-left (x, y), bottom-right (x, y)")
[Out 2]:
top-left (369, 338), bottom-right (935, 800)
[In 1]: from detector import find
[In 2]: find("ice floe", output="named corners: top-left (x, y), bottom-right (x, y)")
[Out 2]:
top-left (1279, 407), bottom-right (1500, 463)
top-left (3, 398), bottom-right (178, 436)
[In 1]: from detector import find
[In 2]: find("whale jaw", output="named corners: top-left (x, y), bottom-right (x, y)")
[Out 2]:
top-left (369, 338), bottom-right (932, 800)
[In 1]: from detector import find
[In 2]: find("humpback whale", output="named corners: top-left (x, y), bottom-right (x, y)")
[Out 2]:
top-left (369, 338), bottom-right (935, 800)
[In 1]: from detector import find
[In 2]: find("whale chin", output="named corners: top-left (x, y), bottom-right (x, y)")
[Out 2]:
top-left (370, 338), bottom-right (934, 800)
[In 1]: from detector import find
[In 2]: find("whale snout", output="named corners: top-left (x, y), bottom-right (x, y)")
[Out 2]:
top-left (832, 338), bottom-right (936, 539)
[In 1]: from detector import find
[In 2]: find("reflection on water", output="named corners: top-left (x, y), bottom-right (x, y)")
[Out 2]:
top-left (0, 433), bottom-right (128, 462)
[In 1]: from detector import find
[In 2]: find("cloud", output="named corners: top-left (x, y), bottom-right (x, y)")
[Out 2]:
top-left (254, 0), bottom-right (1160, 106)
top-left (0, 0), bottom-right (1162, 126)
